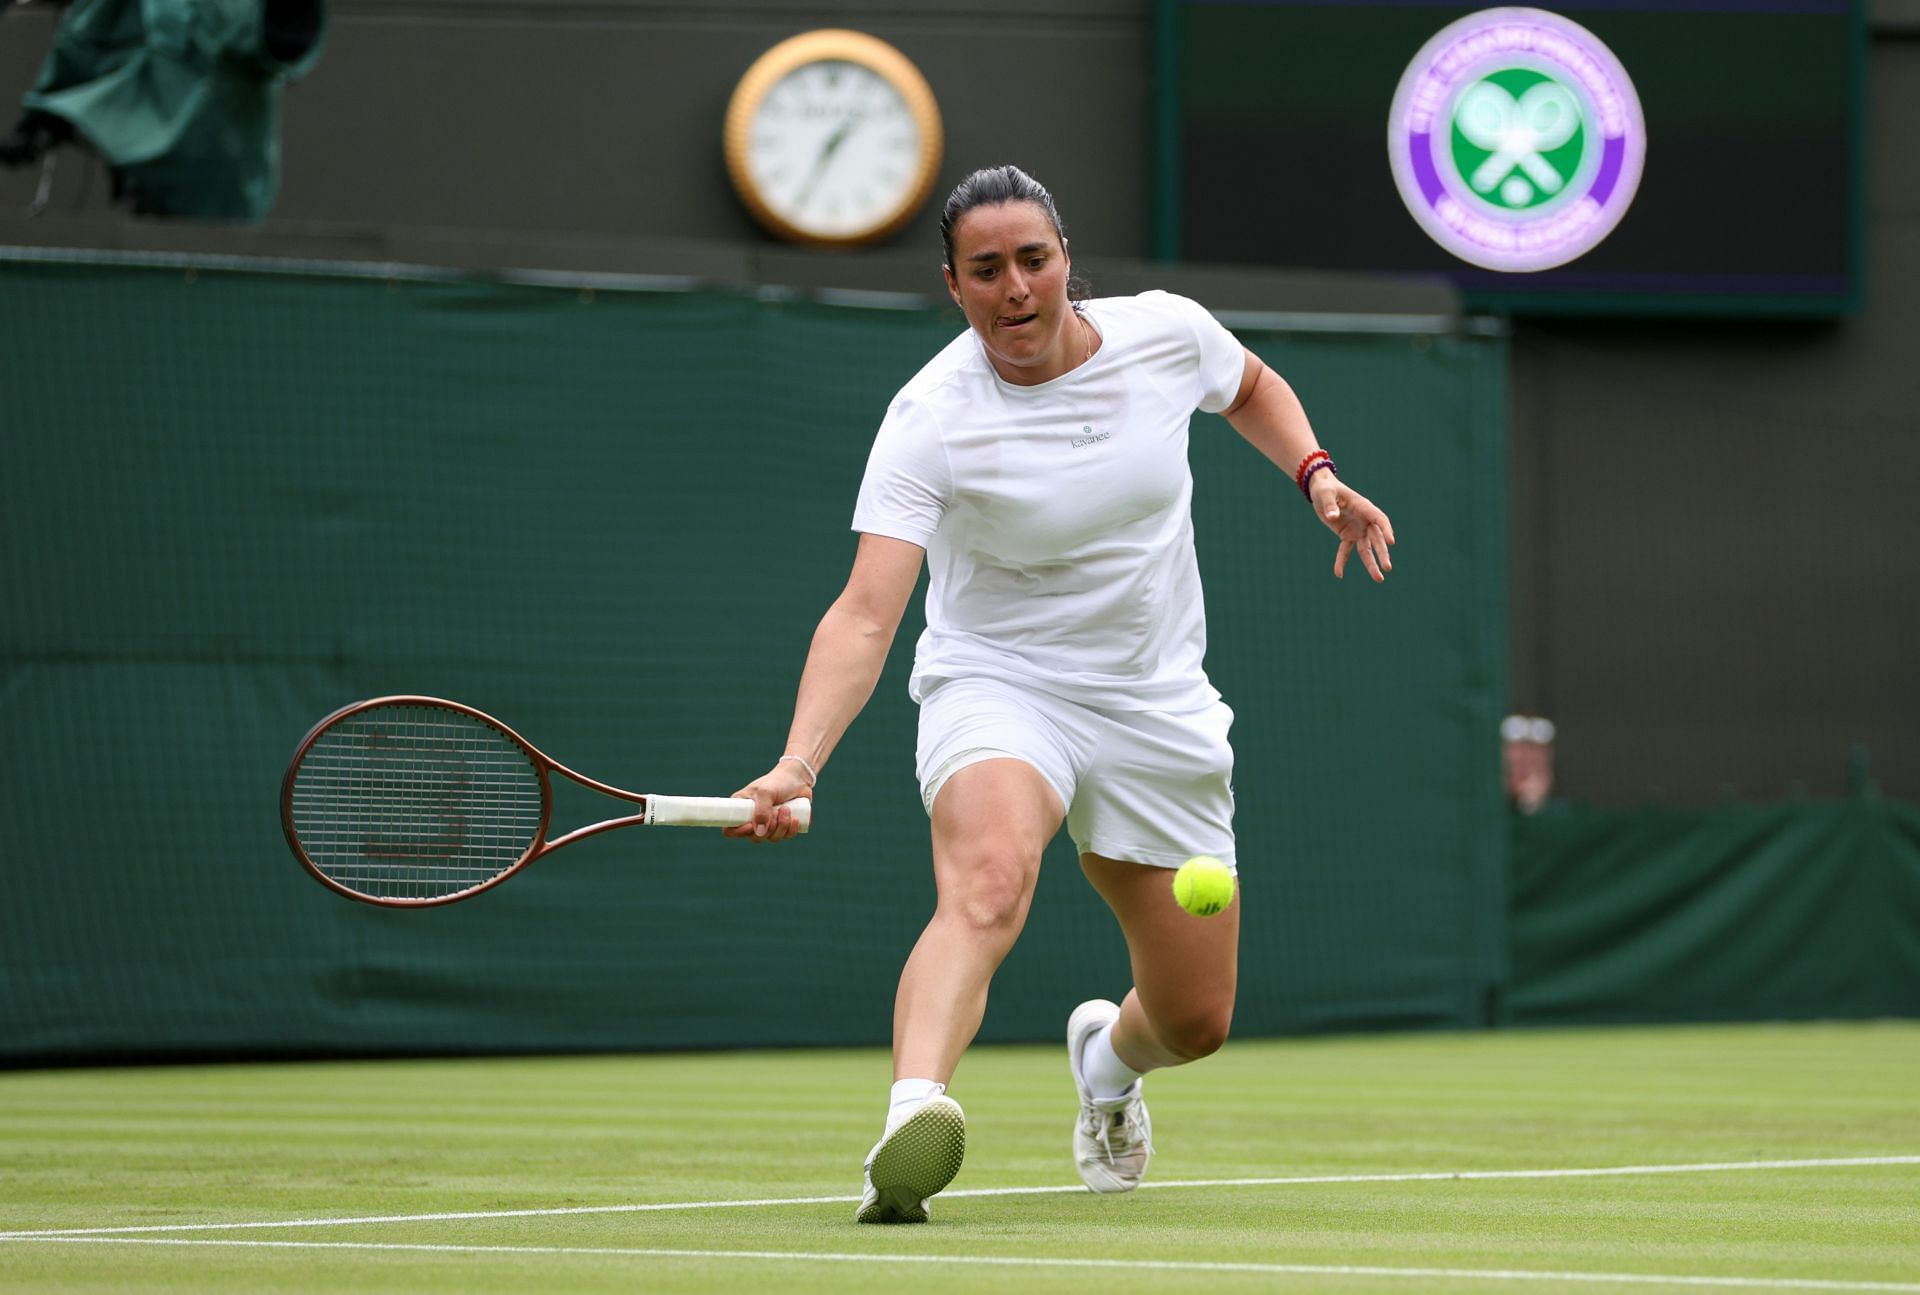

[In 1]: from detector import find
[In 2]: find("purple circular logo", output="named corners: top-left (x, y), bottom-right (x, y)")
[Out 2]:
top-left (1388, 7), bottom-right (1646, 273)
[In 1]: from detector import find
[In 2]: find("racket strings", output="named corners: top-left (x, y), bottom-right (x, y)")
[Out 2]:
top-left (289, 705), bottom-right (545, 901)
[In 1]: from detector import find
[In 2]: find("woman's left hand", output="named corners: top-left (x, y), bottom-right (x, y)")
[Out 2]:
top-left (1311, 477), bottom-right (1396, 582)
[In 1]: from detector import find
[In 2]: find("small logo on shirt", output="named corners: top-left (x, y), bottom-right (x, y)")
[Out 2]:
top-left (1071, 424), bottom-right (1110, 449)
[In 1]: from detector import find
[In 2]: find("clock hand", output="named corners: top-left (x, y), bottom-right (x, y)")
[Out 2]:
top-left (792, 113), bottom-right (863, 211)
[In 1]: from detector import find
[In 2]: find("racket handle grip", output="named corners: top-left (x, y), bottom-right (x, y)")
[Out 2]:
top-left (645, 795), bottom-right (812, 833)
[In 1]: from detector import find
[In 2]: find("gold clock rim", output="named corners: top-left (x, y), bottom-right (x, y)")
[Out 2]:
top-left (723, 28), bottom-right (945, 249)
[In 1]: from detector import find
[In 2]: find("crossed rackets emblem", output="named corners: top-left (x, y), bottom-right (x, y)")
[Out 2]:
top-left (1456, 78), bottom-right (1581, 202)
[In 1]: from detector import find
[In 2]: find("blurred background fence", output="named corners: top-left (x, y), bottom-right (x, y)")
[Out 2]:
top-left (5, 257), bottom-right (1911, 1064)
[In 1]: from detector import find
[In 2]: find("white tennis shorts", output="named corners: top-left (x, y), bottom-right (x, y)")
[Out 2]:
top-left (915, 675), bottom-right (1236, 871)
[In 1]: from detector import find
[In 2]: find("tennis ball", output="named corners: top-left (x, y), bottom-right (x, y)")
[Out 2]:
top-left (1173, 855), bottom-right (1235, 917)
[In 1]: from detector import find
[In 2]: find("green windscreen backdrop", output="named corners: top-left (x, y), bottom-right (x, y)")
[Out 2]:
top-left (1510, 796), bottom-right (1920, 1026)
top-left (0, 259), bottom-right (1508, 1061)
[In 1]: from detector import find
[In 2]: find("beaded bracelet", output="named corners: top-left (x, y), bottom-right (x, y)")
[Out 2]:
top-left (1293, 449), bottom-right (1330, 492)
top-left (1300, 458), bottom-right (1338, 497)
top-left (778, 753), bottom-right (819, 785)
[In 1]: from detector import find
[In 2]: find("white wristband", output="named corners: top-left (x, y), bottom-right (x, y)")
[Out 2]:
top-left (778, 753), bottom-right (819, 785)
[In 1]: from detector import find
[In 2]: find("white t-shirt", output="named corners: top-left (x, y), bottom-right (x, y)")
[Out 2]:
top-left (852, 291), bottom-right (1247, 713)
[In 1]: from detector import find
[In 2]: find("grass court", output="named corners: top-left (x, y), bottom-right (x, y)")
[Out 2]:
top-left (3, 1022), bottom-right (1915, 1293)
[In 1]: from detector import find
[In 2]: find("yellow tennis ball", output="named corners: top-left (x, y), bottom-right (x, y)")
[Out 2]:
top-left (1173, 855), bottom-right (1235, 917)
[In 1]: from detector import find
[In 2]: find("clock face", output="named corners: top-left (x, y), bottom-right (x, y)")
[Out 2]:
top-left (725, 31), bottom-right (944, 247)
top-left (745, 61), bottom-right (923, 241)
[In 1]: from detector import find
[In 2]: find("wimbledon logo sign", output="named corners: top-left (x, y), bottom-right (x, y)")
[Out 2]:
top-left (1387, 7), bottom-right (1645, 273)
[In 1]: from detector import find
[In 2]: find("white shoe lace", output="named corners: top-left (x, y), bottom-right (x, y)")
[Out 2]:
top-left (1084, 1092), bottom-right (1152, 1165)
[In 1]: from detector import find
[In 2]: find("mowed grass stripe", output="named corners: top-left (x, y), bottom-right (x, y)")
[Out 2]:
top-left (14, 1237), bottom-right (1920, 1293)
top-left (1, 1156), bottom-right (1915, 1238)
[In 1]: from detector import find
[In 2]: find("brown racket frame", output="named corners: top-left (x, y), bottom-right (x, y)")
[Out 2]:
top-left (281, 695), bottom-right (808, 908)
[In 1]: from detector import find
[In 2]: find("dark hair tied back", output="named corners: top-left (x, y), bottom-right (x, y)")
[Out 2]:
top-left (940, 165), bottom-right (1092, 306)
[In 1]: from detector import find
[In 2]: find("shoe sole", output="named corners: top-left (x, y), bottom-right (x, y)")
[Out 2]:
top-left (856, 1096), bottom-right (966, 1224)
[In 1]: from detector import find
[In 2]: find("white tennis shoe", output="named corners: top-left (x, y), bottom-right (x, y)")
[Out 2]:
top-left (855, 1094), bottom-right (967, 1224)
top-left (1067, 999), bottom-right (1154, 1193)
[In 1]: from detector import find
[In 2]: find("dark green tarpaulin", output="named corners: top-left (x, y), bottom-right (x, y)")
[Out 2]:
top-left (1510, 797), bottom-right (1920, 1025)
top-left (20, 0), bottom-right (326, 218)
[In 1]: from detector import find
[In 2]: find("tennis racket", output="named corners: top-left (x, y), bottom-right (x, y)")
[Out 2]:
top-left (281, 696), bottom-right (811, 908)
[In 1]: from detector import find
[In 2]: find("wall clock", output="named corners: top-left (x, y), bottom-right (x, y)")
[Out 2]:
top-left (724, 29), bottom-right (944, 247)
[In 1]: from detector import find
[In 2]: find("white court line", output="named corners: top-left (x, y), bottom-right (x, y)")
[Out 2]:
top-left (13, 1237), bottom-right (1920, 1292)
top-left (0, 1156), bottom-right (1914, 1241)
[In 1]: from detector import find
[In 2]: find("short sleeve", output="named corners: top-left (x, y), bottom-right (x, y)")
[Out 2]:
top-left (1150, 291), bottom-right (1247, 414)
top-left (851, 396), bottom-right (950, 547)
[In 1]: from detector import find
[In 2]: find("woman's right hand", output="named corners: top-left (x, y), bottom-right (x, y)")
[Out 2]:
top-left (724, 761), bottom-right (814, 843)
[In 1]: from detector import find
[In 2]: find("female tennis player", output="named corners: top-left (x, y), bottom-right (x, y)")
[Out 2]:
top-left (729, 165), bottom-right (1395, 1224)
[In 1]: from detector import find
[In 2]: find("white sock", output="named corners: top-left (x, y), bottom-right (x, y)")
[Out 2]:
top-left (1081, 1023), bottom-right (1145, 1101)
top-left (884, 1078), bottom-right (945, 1135)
